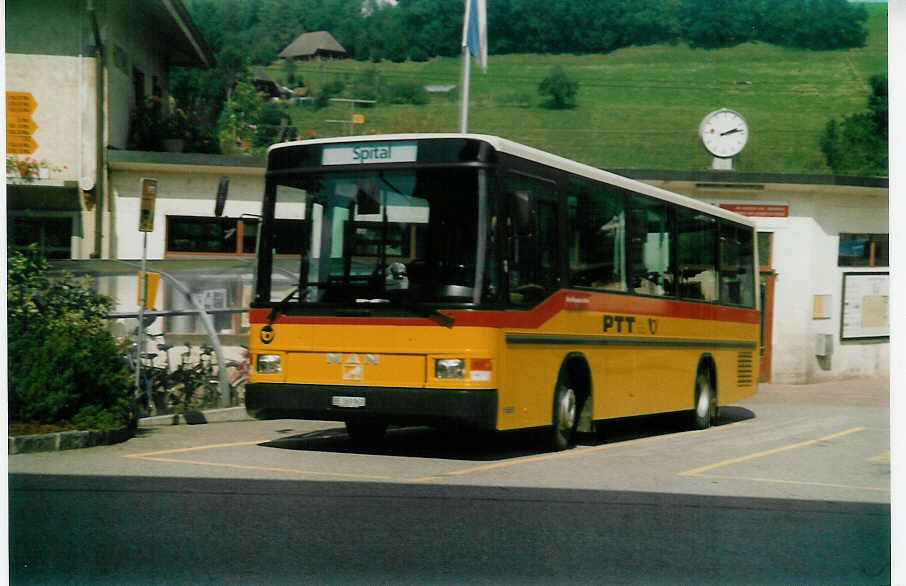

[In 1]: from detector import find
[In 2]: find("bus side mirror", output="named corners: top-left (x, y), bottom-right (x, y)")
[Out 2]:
top-left (215, 176), bottom-right (230, 217)
top-left (512, 191), bottom-right (535, 236)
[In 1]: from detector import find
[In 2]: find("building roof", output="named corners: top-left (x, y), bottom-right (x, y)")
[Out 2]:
top-left (278, 31), bottom-right (347, 59)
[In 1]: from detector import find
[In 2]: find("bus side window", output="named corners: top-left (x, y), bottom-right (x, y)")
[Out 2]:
top-left (677, 209), bottom-right (718, 302)
top-left (567, 177), bottom-right (626, 291)
top-left (506, 175), bottom-right (558, 307)
top-left (629, 196), bottom-right (675, 297)
top-left (720, 223), bottom-right (756, 307)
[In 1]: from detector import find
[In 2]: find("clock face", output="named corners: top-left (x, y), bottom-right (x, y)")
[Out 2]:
top-left (700, 109), bottom-right (748, 158)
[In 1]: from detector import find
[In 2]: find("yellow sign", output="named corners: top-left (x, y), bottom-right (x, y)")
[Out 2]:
top-left (352, 113), bottom-right (365, 124)
top-left (137, 271), bottom-right (161, 309)
top-left (139, 178), bottom-right (158, 232)
top-left (6, 92), bottom-right (38, 154)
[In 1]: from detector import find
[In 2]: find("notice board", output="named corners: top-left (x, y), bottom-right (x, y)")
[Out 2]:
top-left (841, 272), bottom-right (889, 340)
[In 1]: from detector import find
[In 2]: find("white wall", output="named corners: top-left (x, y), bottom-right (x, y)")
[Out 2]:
top-left (751, 187), bottom-right (888, 383)
top-left (5, 54), bottom-right (96, 184)
top-left (111, 169), bottom-right (265, 260)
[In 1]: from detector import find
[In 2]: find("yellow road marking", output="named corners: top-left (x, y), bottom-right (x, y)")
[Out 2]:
top-left (411, 421), bottom-right (752, 482)
top-left (122, 420), bottom-right (752, 483)
top-left (868, 451), bottom-right (890, 463)
top-left (122, 440), bottom-right (266, 459)
top-left (679, 427), bottom-right (865, 477)
top-left (691, 473), bottom-right (889, 493)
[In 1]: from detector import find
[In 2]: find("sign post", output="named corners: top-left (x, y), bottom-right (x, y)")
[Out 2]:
top-left (136, 178), bottom-right (158, 407)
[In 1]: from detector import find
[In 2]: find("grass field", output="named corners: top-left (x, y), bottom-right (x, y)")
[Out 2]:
top-left (264, 3), bottom-right (887, 174)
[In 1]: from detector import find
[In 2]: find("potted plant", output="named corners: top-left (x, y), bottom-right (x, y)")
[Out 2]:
top-left (162, 108), bottom-right (192, 152)
top-left (6, 156), bottom-right (39, 182)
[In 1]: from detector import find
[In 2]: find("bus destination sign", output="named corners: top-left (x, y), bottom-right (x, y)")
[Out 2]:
top-left (322, 141), bottom-right (417, 166)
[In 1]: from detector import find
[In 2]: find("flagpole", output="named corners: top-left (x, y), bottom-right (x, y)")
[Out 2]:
top-left (460, 42), bottom-right (471, 133)
top-left (459, 0), bottom-right (472, 133)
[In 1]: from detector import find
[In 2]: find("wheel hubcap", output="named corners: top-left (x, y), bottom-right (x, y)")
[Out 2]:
top-left (558, 387), bottom-right (577, 432)
top-left (697, 382), bottom-right (711, 419)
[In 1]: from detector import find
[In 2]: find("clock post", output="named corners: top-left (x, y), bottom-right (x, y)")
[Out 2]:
top-left (699, 108), bottom-right (748, 170)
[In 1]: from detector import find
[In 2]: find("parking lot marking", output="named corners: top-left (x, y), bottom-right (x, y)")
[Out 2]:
top-left (121, 419), bottom-right (754, 484)
top-left (678, 426), bottom-right (889, 493)
top-left (868, 451), bottom-right (890, 464)
top-left (123, 440), bottom-right (267, 459)
top-left (124, 442), bottom-right (412, 482)
top-left (678, 427), bottom-right (865, 477)
top-left (684, 473), bottom-right (889, 493)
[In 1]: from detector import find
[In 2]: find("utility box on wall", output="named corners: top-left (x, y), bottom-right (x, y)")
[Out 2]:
top-left (815, 334), bottom-right (833, 357)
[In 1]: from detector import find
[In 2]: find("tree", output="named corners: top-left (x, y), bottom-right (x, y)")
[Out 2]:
top-left (538, 66), bottom-right (579, 109)
top-left (820, 75), bottom-right (887, 176)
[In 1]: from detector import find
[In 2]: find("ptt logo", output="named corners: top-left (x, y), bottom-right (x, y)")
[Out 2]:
top-left (602, 314), bottom-right (659, 335)
top-left (260, 326), bottom-right (275, 344)
top-left (603, 314), bottom-right (636, 333)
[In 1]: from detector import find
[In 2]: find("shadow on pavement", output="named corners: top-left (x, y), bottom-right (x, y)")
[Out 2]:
top-left (259, 406), bottom-right (757, 461)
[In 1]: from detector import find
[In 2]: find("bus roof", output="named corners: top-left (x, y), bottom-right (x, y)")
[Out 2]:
top-left (268, 133), bottom-right (756, 227)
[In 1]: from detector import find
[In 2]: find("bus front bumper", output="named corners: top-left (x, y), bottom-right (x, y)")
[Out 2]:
top-left (245, 383), bottom-right (498, 430)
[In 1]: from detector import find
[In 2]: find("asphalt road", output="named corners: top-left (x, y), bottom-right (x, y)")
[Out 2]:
top-left (9, 379), bottom-right (891, 584)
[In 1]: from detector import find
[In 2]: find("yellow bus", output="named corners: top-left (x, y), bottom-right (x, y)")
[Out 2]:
top-left (245, 134), bottom-right (759, 449)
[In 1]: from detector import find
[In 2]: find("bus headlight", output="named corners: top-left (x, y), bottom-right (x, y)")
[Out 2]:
top-left (257, 354), bottom-right (282, 374)
top-left (435, 358), bottom-right (465, 379)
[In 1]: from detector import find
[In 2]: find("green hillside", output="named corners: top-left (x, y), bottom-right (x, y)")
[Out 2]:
top-left (265, 3), bottom-right (886, 174)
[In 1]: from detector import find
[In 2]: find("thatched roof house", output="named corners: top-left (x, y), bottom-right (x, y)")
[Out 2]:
top-left (279, 31), bottom-right (347, 61)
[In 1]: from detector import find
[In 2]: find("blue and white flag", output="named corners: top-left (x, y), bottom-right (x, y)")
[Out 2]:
top-left (462, 0), bottom-right (487, 71)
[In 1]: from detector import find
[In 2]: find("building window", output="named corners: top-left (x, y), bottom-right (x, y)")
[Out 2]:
top-left (8, 216), bottom-right (73, 259)
top-left (838, 233), bottom-right (888, 267)
top-left (166, 216), bottom-right (308, 256)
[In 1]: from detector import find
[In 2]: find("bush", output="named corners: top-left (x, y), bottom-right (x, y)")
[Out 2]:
top-left (314, 79), bottom-right (346, 109)
top-left (387, 81), bottom-right (428, 105)
top-left (8, 246), bottom-right (134, 429)
top-left (538, 66), bottom-right (579, 109)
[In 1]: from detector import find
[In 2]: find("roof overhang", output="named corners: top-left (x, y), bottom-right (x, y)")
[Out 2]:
top-left (153, 0), bottom-right (215, 68)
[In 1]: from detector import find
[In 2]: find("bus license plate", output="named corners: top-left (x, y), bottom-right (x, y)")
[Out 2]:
top-left (332, 396), bottom-right (366, 408)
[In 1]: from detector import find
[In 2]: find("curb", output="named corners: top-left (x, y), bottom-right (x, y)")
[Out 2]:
top-left (139, 406), bottom-right (253, 427)
top-left (9, 426), bottom-right (133, 455)
top-left (9, 408), bottom-right (253, 454)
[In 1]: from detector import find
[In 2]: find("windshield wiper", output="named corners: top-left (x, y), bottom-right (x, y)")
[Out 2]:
top-left (404, 300), bottom-right (455, 328)
top-left (266, 286), bottom-right (301, 327)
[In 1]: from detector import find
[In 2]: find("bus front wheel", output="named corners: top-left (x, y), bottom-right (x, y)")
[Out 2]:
top-left (692, 372), bottom-right (717, 430)
top-left (551, 382), bottom-right (578, 451)
top-left (346, 420), bottom-right (387, 444)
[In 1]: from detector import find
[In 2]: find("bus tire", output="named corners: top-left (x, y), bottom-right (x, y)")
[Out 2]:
top-left (692, 371), bottom-right (716, 430)
top-left (346, 420), bottom-right (387, 444)
top-left (551, 381), bottom-right (578, 451)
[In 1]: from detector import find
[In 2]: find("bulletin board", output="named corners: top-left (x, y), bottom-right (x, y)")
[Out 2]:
top-left (840, 272), bottom-right (889, 340)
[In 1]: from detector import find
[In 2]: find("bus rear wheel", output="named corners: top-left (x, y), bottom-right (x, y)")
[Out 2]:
top-left (692, 372), bottom-right (717, 430)
top-left (551, 382), bottom-right (578, 451)
top-left (345, 420), bottom-right (387, 444)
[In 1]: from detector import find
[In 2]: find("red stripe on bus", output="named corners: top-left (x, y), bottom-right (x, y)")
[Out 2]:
top-left (249, 290), bottom-right (759, 327)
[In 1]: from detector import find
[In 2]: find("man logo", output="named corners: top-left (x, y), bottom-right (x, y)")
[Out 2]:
top-left (260, 325), bottom-right (275, 344)
top-left (328, 353), bottom-right (378, 381)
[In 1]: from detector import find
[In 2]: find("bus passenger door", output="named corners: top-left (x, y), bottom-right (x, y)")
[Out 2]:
top-left (502, 174), bottom-right (561, 428)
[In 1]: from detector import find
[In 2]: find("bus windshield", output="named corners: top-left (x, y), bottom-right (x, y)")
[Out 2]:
top-left (259, 167), bottom-right (495, 308)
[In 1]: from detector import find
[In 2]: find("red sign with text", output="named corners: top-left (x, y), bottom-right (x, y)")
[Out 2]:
top-left (720, 203), bottom-right (789, 217)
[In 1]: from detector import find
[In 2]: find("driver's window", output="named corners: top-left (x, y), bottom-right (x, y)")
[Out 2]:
top-left (506, 174), bottom-right (558, 307)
